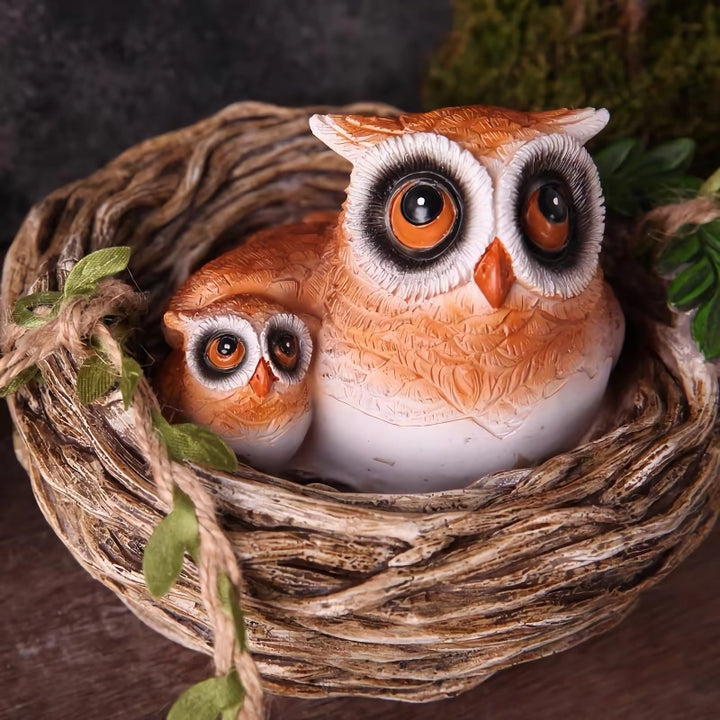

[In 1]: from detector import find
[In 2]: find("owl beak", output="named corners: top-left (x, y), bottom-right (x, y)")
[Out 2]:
top-left (249, 358), bottom-right (276, 398)
top-left (474, 237), bottom-right (515, 309)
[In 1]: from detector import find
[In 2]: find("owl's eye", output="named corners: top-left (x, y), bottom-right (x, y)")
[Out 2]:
top-left (262, 313), bottom-right (313, 384)
top-left (343, 131), bottom-right (494, 302)
top-left (521, 181), bottom-right (571, 257)
top-left (387, 178), bottom-right (459, 256)
top-left (187, 314), bottom-right (261, 390)
top-left (267, 329), bottom-right (300, 373)
top-left (496, 133), bottom-right (605, 299)
top-left (204, 333), bottom-right (246, 373)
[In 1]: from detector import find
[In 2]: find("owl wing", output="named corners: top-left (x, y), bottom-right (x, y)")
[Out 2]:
top-left (166, 216), bottom-right (334, 320)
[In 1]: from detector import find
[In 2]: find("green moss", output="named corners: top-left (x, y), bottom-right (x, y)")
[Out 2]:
top-left (425, 0), bottom-right (720, 170)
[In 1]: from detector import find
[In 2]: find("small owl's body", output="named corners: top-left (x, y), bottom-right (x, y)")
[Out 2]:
top-left (160, 105), bottom-right (625, 492)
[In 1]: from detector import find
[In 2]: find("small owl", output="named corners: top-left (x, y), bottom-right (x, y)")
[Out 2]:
top-left (158, 294), bottom-right (314, 472)
top-left (162, 105), bottom-right (625, 493)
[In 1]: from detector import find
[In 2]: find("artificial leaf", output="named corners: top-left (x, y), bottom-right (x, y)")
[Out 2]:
top-left (142, 489), bottom-right (199, 597)
top-left (593, 138), bottom-right (638, 178)
top-left (656, 232), bottom-right (702, 274)
top-left (221, 703), bottom-right (243, 720)
top-left (644, 174), bottom-right (703, 207)
top-left (152, 410), bottom-right (238, 473)
top-left (76, 354), bottom-right (119, 405)
top-left (172, 487), bottom-right (200, 563)
top-left (11, 291), bottom-right (62, 328)
top-left (120, 355), bottom-right (143, 409)
top-left (218, 573), bottom-right (247, 652)
top-left (0, 365), bottom-right (41, 397)
top-left (699, 220), bottom-right (720, 252)
top-left (667, 257), bottom-right (715, 311)
top-left (143, 511), bottom-right (186, 597)
top-left (167, 669), bottom-right (244, 720)
top-left (595, 137), bottom-right (699, 217)
top-left (692, 292), bottom-right (720, 361)
top-left (700, 167), bottom-right (720, 196)
top-left (62, 246), bottom-right (131, 299)
top-left (642, 138), bottom-right (696, 173)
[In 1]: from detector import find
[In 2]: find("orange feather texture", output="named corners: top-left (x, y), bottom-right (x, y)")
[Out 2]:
top-left (159, 105), bottom-right (625, 492)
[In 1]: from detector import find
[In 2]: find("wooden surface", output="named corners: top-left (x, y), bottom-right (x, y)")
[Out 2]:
top-left (1, 398), bottom-right (719, 720)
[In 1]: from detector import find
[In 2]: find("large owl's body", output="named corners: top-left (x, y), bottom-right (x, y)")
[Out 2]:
top-left (161, 105), bottom-right (624, 493)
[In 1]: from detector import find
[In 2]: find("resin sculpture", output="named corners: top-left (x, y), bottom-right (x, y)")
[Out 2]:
top-left (159, 105), bottom-right (625, 492)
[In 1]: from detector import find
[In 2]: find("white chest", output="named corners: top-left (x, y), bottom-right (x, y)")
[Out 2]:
top-left (290, 359), bottom-right (615, 493)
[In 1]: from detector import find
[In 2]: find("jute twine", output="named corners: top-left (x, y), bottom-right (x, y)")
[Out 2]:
top-left (2, 103), bottom-right (720, 711)
top-left (0, 281), bottom-right (267, 719)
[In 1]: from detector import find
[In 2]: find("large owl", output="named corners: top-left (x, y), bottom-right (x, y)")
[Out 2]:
top-left (160, 105), bottom-right (625, 493)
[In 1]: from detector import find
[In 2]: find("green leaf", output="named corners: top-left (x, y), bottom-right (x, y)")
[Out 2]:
top-left (11, 291), bottom-right (62, 328)
top-left (0, 366), bottom-right (41, 397)
top-left (119, 355), bottom-right (143, 409)
top-left (667, 257), bottom-right (716, 311)
top-left (700, 167), bottom-right (720, 196)
top-left (699, 221), bottom-right (720, 253)
top-left (167, 669), bottom-right (244, 720)
top-left (143, 511), bottom-right (186, 597)
top-left (62, 246), bottom-right (131, 299)
top-left (152, 410), bottom-right (238, 473)
top-left (692, 293), bottom-right (720, 361)
top-left (221, 703), bottom-right (243, 720)
top-left (218, 573), bottom-right (247, 652)
top-left (76, 354), bottom-right (119, 405)
top-left (656, 233), bottom-right (702, 274)
top-left (594, 138), bottom-right (638, 178)
top-left (642, 138), bottom-right (696, 173)
top-left (142, 488), bottom-right (199, 597)
top-left (172, 487), bottom-right (201, 563)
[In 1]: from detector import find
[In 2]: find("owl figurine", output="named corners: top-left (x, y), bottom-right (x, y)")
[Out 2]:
top-left (160, 105), bottom-right (625, 493)
top-left (157, 294), bottom-right (314, 472)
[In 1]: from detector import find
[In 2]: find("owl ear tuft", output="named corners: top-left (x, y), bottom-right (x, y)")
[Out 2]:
top-left (309, 113), bottom-right (401, 164)
top-left (558, 107), bottom-right (610, 145)
top-left (163, 309), bottom-right (191, 350)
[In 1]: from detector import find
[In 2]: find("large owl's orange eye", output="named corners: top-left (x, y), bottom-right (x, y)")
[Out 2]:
top-left (388, 180), bottom-right (458, 252)
top-left (267, 329), bottom-right (300, 373)
top-left (204, 333), bottom-right (245, 372)
top-left (521, 183), bottom-right (571, 253)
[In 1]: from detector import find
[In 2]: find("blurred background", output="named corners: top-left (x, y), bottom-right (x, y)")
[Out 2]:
top-left (1, 0), bottom-right (718, 249)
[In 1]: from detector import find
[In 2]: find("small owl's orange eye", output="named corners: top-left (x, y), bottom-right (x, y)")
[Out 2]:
top-left (204, 333), bottom-right (245, 372)
top-left (268, 330), bottom-right (300, 373)
top-left (521, 183), bottom-right (571, 253)
top-left (388, 180), bottom-right (458, 252)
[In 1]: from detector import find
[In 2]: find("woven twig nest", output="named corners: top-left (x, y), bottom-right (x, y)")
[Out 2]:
top-left (3, 102), bottom-right (720, 703)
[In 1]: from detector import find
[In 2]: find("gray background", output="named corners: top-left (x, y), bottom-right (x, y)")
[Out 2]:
top-left (0, 0), bottom-right (452, 247)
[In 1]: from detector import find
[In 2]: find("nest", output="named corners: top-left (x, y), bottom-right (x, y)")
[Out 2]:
top-left (3, 102), bottom-right (720, 703)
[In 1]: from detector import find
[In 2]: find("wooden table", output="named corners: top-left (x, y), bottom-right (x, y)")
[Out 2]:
top-left (2, 401), bottom-right (719, 719)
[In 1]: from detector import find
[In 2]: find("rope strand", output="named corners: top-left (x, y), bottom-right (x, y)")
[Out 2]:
top-left (1, 280), bottom-right (267, 720)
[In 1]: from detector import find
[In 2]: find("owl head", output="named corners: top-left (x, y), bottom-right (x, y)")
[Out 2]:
top-left (309, 105), bottom-right (609, 308)
top-left (158, 295), bottom-right (314, 471)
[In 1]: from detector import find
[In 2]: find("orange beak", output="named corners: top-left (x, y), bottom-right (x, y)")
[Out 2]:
top-left (474, 237), bottom-right (515, 309)
top-left (249, 358), bottom-right (276, 398)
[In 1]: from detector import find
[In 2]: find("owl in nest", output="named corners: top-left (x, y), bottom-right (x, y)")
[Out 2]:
top-left (158, 295), bottom-right (314, 472)
top-left (159, 105), bottom-right (625, 493)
